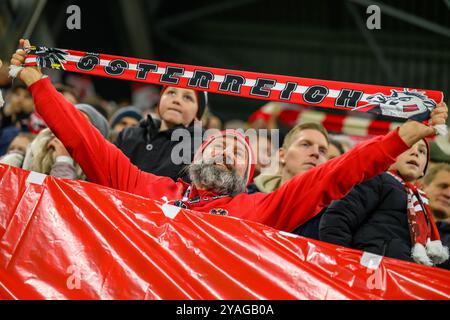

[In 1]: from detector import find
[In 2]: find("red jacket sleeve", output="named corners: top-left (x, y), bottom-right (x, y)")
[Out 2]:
top-left (248, 130), bottom-right (409, 231)
top-left (29, 77), bottom-right (176, 196)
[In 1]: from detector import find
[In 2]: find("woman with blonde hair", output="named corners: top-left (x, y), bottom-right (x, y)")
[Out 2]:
top-left (22, 128), bottom-right (85, 180)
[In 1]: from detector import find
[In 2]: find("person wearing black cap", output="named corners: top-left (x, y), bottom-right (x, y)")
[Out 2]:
top-left (109, 106), bottom-right (143, 142)
top-left (110, 106), bottom-right (143, 134)
top-left (115, 86), bottom-right (207, 181)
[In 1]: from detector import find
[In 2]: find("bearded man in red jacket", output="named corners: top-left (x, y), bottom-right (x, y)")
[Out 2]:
top-left (10, 39), bottom-right (448, 233)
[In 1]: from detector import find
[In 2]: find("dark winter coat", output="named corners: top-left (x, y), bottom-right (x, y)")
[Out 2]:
top-left (115, 114), bottom-right (202, 182)
top-left (319, 172), bottom-right (416, 263)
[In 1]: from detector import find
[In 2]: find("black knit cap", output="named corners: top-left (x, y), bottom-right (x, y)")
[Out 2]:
top-left (160, 86), bottom-right (207, 119)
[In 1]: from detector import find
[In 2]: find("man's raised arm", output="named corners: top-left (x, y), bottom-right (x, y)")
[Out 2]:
top-left (250, 104), bottom-right (447, 232)
top-left (11, 39), bottom-right (174, 195)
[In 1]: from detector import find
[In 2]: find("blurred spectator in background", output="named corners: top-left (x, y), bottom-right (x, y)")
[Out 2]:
top-left (81, 95), bottom-right (111, 121)
top-left (17, 103), bottom-right (109, 180)
top-left (115, 86), bottom-right (207, 181)
top-left (320, 136), bottom-right (449, 268)
top-left (75, 103), bottom-right (110, 139)
top-left (17, 82), bottom-right (78, 137)
top-left (21, 128), bottom-right (85, 180)
top-left (330, 135), bottom-right (354, 152)
top-left (0, 82), bottom-right (35, 155)
top-left (27, 110), bottom-right (47, 134)
top-left (65, 74), bottom-right (96, 102)
top-left (5, 132), bottom-right (34, 155)
top-left (422, 163), bottom-right (450, 270)
top-left (201, 107), bottom-right (224, 130)
top-left (248, 102), bottom-right (281, 130)
top-left (109, 106), bottom-right (143, 142)
top-left (206, 114), bottom-right (223, 130)
top-left (327, 138), bottom-right (346, 160)
top-left (0, 59), bottom-right (9, 89)
top-left (54, 83), bottom-right (79, 105)
top-left (422, 163), bottom-right (450, 221)
top-left (1, 82), bottom-right (34, 128)
top-left (224, 119), bottom-right (246, 130)
top-left (131, 83), bottom-right (161, 117)
top-left (251, 134), bottom-right (275, 178)
top-left (0, 132), bottom-right (35, 167)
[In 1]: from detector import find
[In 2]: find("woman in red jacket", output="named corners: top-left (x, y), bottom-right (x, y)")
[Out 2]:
top-left (10, 39), bottom-right (448, 233)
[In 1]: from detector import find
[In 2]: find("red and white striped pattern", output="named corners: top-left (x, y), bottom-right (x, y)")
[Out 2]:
top-left (297, 109), bottom-right (402, 137)
top-left (248, 103), bottom-right (402, 137)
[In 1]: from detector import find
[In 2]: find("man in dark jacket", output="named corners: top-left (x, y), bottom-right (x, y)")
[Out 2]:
top-left (115, 86), bottom-right (207, 181)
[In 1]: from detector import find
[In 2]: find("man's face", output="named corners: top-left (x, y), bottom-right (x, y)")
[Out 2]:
top-left (280, 129), bottom-right (328, 177)
top-left (200, 136), bottom-right (249, 178)
top-left (423, 170), bottom-right (450, 220)
top-left (390, 140), bottom-right (428, 182)
top-left (158, 87), bottom-right (198, 127)
top-left (113, 116), bottom-right (140, 133)
top-left (9, 88), bottom-right (34, 114)
top-left (189, 135), bottom-right (249, 196)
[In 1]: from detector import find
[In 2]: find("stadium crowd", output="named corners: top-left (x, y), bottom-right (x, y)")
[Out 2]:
top-left (1, 39), bottom-right (449, 270)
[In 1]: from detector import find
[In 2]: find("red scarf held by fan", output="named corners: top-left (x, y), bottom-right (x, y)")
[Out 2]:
top-left (387, 170), bottom-right (449, 266)
top-left (22, 46), bottom-right (444, 123)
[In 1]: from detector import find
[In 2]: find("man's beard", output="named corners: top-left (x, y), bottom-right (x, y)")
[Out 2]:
top-left (188, 157), bottom-right (247, 196)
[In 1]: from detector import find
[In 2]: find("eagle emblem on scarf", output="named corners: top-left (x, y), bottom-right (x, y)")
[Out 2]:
top-left (27, 46), bottom-right (69, 70)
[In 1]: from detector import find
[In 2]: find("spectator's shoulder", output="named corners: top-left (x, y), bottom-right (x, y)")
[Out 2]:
top-left (115, 124), bottom-right (147, 148)
top-left (352, 172), bottom-right (385, 188)
top-left (381, 172), bottom-right (404, 188)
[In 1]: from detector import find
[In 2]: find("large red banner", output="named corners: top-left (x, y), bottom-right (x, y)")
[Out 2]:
top-left (0, 164), bottom-right (449, 300)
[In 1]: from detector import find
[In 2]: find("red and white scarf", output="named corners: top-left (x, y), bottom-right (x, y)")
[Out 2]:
top-left (18, 46), bottom-right (446, 129)
top-left (387, 170), bottom-right (449, 266)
